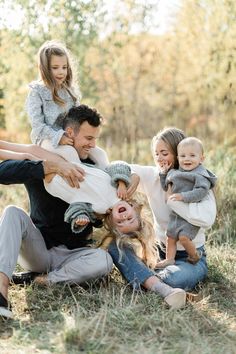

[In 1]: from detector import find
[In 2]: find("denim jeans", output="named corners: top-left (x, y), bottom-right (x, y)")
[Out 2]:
top-left (108, 242), bottom-right (208, 291)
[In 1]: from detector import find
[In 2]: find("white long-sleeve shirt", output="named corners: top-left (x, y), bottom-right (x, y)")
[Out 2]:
top-left (45, 163), bottom-right (120, 214)
top-left (130, 164), bottom-right (217, 250)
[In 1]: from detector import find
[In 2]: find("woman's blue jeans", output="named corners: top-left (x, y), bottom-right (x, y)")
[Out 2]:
top-left (108, 242), bottom-right (208, 291)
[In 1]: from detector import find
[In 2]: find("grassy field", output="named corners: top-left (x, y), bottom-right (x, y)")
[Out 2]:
top-left (0, 146), bottom-right (236, 354)
top-left (0, 244), bottom-right (235, 354)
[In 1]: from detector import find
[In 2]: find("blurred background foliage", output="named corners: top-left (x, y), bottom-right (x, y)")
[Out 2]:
top-left (0, 0), bottom-right (235, 240)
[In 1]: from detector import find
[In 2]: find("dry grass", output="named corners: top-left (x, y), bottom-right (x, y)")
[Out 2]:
top-left (0, 147), bottom-right (236, 353)
top-left (0, 247), bottom-right (235, 354)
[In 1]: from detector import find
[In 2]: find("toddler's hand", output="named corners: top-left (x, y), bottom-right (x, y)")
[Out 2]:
top-left (117, 180), bottom-right (128, 200)
top-left (75, 216), bottom-right (90, 226)
top-left (168, 193), bottom-right (183, 201)
top-left (59, 134), bottom-right (74, 146)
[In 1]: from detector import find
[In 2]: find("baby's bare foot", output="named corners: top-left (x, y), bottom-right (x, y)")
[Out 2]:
top-left (75, 216), bottom-right (90, 226)
top-left (155, 259), bottom-right (175, 269)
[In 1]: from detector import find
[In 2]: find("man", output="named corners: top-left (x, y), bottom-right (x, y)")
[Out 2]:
top-left (0, 104), bottom-right (113, 319)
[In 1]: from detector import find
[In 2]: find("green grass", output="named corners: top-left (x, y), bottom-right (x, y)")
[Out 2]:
top-left (0, 246), bottom-right (235, 354)
top-left (0, 143), bottom-right (236, 353)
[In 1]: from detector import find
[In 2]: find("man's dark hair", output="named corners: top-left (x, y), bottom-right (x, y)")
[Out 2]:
top-left (56, 104), bottom-right (103, 131)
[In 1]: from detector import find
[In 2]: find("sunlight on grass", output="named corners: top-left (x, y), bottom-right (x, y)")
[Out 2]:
top-left (0, 143), bottom-right (235, 353)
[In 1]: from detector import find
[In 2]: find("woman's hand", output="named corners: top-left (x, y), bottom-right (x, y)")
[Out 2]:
top-left (126, 173), bottom-right (140, 199)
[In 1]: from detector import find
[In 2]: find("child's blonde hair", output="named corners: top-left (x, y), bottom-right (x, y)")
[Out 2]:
top-left (103, 199), bottom-right (158, 269)
top-left (38, 40), bottom-right (77, 106)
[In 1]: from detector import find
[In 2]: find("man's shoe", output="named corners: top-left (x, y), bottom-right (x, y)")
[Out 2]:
top-left (164, 288), bottom-right (186, 309)
top-left (0, 293), bottom-right (13, 319)
top-left (11, 271), bottom-right (40, 285)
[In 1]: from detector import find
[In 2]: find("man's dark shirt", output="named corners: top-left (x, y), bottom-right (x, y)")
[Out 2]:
top-left (0, 159), bottom-right (101, 249)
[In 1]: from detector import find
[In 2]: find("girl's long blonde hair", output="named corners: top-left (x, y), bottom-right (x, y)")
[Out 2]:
top-left (38, 40), bottom-right (77, 106)
top-left (103, 199), bottom-right (158, 269)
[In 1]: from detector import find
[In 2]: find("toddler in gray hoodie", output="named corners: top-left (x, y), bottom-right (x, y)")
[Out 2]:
top-left (156, 137), bottom-right (217, 268)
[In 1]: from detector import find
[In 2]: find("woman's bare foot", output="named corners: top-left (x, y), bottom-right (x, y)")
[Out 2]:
top-left (75, 216), bottom-right (90, 226)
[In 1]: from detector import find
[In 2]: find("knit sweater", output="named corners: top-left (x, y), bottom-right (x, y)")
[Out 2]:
top-left (26, 81), bottom-right (76, 147)
top-left (160, 165), bottom-right (217, 203)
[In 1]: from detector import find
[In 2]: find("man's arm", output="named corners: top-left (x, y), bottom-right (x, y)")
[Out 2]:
top-left (0, 141), bottom-right (85, 188)
top-left (0, 160), bottom-right (45, 184)
top-left (42, 160), bottom-right (85, 188)
top-left (0, 159), bottom-right (85, 188)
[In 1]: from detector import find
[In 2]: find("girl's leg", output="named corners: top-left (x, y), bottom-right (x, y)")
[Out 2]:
top-left (155, 246), bottom-right (207, 290)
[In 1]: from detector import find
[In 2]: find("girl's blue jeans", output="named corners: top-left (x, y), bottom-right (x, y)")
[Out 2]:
top-left (108, 242), bottom-right (208, 291)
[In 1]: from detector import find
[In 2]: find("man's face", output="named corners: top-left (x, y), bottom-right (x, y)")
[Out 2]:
top-left (68, 121), bottom-right (101, 160)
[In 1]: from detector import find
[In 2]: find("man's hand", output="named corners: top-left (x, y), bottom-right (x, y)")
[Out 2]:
top-left (168, 193), bottom-right (183, 202)
top-left (43, 160), bottom-right (85, 188)
top-left (126, 173), bottom-right (140, 199)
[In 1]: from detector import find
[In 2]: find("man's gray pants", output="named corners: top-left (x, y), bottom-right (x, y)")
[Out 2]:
top-left (0, 206), bottom-right (113, 283)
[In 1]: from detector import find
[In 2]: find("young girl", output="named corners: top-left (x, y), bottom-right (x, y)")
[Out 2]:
top-left (26, 40), bottom-right (108, 167)
top-left (102, 199), bottom-right (158, 270)
top-left (45, 161), bottom-right (156, 249)
top-left (45, 159), bottom-right (158, 271)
